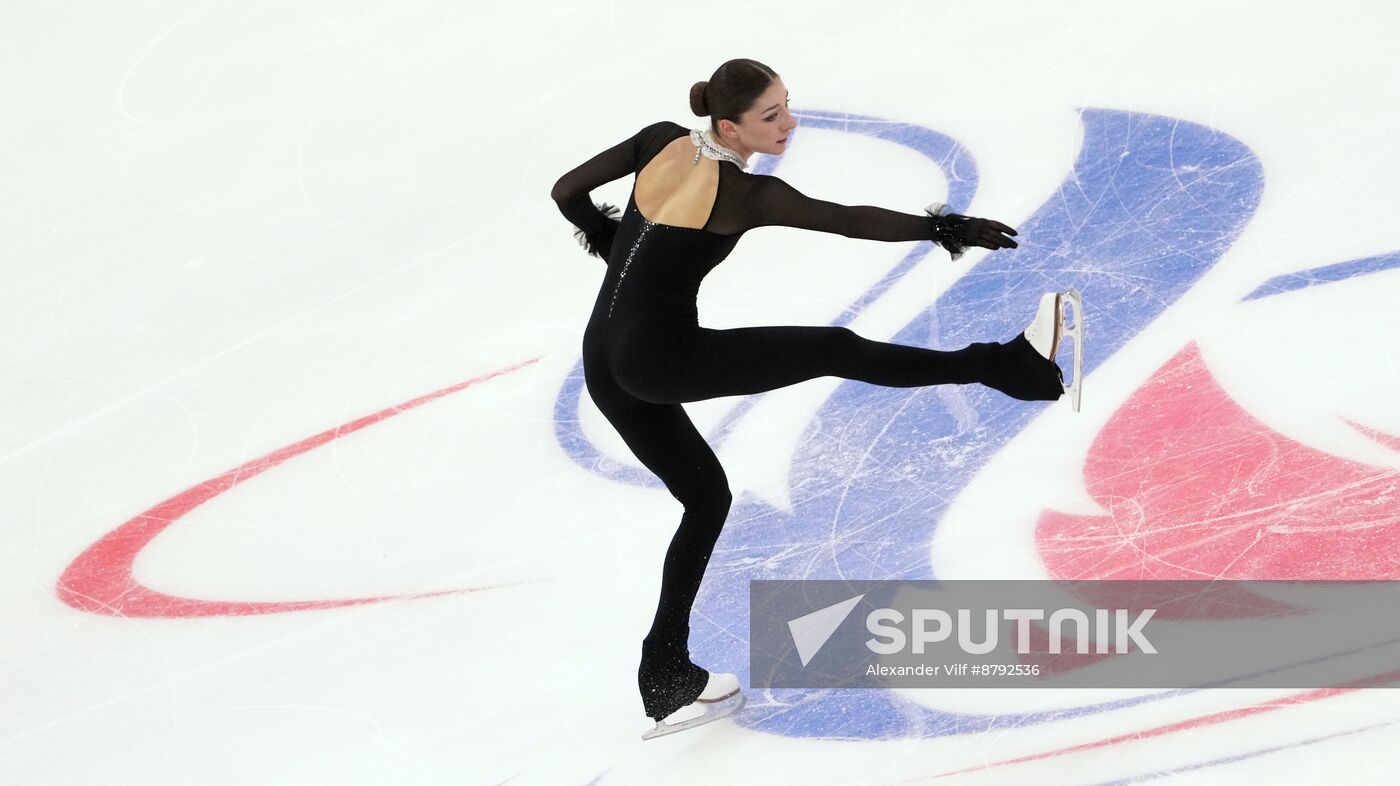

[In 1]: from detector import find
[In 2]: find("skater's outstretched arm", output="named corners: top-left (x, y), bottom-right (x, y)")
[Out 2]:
top-left (740, 173), bottom-right (1019, 253)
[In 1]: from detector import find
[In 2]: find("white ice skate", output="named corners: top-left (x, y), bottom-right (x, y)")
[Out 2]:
top-left (640, 672), bottom-right (746, 741)
top-left (1023, 288), bottom-right (1084, 412)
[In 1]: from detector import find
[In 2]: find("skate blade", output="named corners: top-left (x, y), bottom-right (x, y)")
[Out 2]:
top-left (640, 690), bottom-right (746, 741)
top-left (1060, 288), bottom-right (1083, 412)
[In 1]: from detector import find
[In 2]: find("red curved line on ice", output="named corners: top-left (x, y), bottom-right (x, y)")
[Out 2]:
top-left (55, 358), bottom-right (540, 618)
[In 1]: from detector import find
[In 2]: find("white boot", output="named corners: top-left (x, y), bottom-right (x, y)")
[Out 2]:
top-left (697, 671), bottom-right (742, 701)
top-left (1022, 289), bottom-right (1083, 412)
top-left (1023, 291), bottom-right (1062, 360)
top-left (641, 672), bottom-right (745, 740)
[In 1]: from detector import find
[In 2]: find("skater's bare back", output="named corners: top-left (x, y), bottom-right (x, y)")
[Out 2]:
top-left (633, 136), bottom-right (721, 231)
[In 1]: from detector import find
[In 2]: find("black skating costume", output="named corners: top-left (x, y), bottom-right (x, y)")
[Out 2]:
top-left (552, 120), bottom-right (1061, 723)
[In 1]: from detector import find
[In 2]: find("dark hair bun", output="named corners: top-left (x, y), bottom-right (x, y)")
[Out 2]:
top-left (688, 81), bottom-right (708, 117)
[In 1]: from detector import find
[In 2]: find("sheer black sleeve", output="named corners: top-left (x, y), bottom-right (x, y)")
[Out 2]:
top-left (738, 173), bottom-right (943, 244)
top-left (550, 121), bottom-right (682, 260)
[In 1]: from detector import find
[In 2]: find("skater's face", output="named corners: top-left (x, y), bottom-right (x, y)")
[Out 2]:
top-left (715, 78), bottom-right (797, 160)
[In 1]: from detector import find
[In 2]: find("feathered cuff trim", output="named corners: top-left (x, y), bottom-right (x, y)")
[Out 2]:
top-left (923, 201), bottom-right (968, 261)
top-left (572, 201), bottom-right (622, 260)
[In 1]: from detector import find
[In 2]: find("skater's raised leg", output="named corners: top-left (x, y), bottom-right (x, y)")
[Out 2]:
top-left (618, 310), bottom-right (1066, 406)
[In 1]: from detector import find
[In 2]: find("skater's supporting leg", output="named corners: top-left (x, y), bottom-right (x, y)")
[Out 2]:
top-left (585, 376), bottom-right (734, 719)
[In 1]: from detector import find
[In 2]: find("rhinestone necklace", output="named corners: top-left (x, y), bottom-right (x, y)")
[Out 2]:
top-left (690, 128), bottom-right (749, 172)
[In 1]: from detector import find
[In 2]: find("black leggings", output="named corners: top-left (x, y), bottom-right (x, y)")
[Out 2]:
top-left (584, 323), bottom-right (1057, 719)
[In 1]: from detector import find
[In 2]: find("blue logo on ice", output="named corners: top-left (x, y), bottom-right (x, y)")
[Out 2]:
top-left (788, 594), bottom-right (865, 667)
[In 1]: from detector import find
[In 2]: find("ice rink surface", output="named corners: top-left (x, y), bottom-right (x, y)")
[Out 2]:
top-left (4, 1), bottom-right (1400, 783)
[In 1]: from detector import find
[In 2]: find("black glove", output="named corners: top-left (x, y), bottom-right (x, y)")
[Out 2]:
top-left (572, 202), bottom-right (623, 261)
top-left (923, 202), bottom-right (1019, 260)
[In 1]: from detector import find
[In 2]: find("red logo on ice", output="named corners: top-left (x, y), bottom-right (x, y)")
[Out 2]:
top-left (1036, 342), bottom-right (1400, 581)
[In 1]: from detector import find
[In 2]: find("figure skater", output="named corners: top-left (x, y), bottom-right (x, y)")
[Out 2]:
top-left (550, 58), bottom-right (1080, 740)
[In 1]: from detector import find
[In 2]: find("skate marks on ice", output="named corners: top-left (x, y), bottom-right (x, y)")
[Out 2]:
top-left (1033, 249), bottom-right (1400, 581)
top-left (54, 361), bottom-right (538, 618)
top-left (1036, 340), bottom-right (1400, 582)
top-left (687, 105), bottom-right (1264, 746)
top-left (1035, 247), bottom-right (1400, 581)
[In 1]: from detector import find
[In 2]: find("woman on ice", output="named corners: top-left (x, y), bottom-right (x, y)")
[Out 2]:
top-left (551, 58), bottom-right (1079, 740)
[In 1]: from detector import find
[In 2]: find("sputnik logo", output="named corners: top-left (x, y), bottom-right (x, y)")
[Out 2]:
top-left (788, 594), bottom-right (865, 666)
